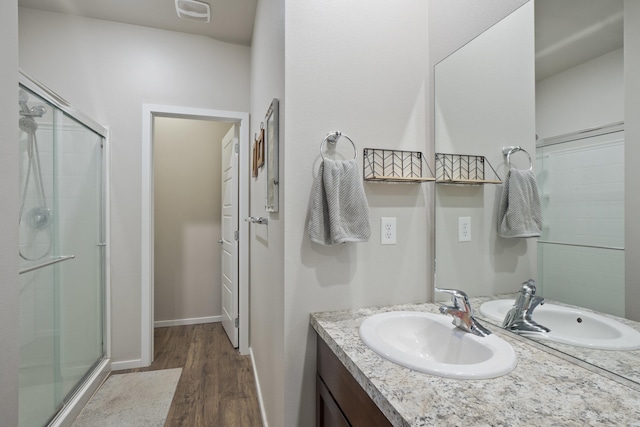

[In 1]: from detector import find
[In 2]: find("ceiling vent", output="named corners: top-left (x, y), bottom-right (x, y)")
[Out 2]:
top-left (175, 0), bottom-right (211, 23)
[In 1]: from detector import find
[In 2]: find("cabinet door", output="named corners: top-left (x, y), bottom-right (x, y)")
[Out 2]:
top-left (317, 375), bottom-right (350, 427)
top-left (316, 337), bottom-right (393, 427)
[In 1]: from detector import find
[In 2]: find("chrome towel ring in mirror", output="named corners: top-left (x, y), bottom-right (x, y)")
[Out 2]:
top-left (502, 146), bottom-right (532, 171)
top-left (320, 131), bottom-right (357, 161)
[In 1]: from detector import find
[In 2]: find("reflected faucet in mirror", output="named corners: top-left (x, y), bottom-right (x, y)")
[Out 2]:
top-left (502, 280), bottom-right (550, 334)
top-left (436, 288), bottom-right (492, 337)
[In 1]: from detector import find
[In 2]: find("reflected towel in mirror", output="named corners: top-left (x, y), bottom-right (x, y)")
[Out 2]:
top-left (498, 169), bottom-right (542, 238)
top-left (308, 159), bottom-right (371, 246)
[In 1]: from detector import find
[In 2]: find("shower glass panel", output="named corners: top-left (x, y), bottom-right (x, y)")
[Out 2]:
top-left (536, 130), bottom-right (624, 317)
top-left (18, 85), bottom-right (105, 427)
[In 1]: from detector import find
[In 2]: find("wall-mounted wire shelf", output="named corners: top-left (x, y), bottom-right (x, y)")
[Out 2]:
top-left (435, 153), bottom-right (501, 184)
top-left (363, 148), bottom-right (435, 183)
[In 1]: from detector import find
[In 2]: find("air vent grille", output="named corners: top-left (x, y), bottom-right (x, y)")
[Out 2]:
top-left (175, 0), bottom-right (211, 23)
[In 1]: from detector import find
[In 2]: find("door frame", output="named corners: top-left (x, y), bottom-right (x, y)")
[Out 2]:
top-left (141, 104), bottom-right (250, 363)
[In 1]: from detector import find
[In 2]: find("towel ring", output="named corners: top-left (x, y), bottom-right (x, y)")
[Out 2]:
top-left (320, 131), bottom-right (357, 161)
top-left (502, 146), bottom-right (532, 171)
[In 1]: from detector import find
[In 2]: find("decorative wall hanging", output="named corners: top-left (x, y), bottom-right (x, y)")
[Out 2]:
top-left (252, 138), bottom-right (259, 177)
top-left (257, 126), bottom-right (265, 169)
top-left (265, 98), bottom-right (279, 212)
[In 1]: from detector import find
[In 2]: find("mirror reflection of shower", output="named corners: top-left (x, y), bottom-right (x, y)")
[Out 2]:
top-left (19, 88), bottom-right (51, 261)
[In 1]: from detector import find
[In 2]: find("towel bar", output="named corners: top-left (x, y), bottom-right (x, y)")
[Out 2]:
top-left (320, 131), bottom-right (357, 161)
top-left (503, 146), bottom-right (533, 171)
top-left (20, 255), bottom-right (76, 275)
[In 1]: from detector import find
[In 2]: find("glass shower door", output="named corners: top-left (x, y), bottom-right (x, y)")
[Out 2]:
top-left (18, 86), bottom-right (105, 427)
top-left (536, 130), bottom-right (625, 317)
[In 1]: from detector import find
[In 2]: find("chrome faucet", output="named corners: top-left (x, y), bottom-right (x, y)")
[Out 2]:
top-left (436, 288), bottom-right (491, 337)
top-left (502, 280), bottom-right (550, 333)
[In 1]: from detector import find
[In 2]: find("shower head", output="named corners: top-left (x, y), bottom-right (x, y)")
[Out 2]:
top-left (19, 116), bottom-right (38, 133)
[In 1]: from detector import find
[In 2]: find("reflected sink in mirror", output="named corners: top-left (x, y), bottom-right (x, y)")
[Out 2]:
top-left (359, 311), bottom-right (517, 379)
top-left (480, 300), bottom-right (640, 351)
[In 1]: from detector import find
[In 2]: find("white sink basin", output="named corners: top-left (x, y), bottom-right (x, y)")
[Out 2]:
top-left (358, 311), bottom-right (517, 379)
top-left (480, 299), bottom-right (640, 351)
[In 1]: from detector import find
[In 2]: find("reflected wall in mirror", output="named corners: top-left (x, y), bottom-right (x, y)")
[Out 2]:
top-left (434, 1), bottom-right (536, 299)
top-left (434, 0), bottom-right (640, 386)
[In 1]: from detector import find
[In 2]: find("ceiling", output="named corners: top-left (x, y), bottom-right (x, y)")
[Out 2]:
top-left (18, 0), bottom-right (624, 76)
top-left (535, 0), bottom-right (624, 81)
top-left (18, 0), bottom-right (258, 46)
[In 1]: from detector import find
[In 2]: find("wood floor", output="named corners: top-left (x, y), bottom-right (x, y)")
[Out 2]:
top-left (117, 323), bottom-right (262, 427)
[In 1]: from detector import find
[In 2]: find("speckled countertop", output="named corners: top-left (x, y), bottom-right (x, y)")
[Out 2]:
top-left (470, 294), bottom-right (640, 387)
top-left (310, 303), bottom-right (640, 426)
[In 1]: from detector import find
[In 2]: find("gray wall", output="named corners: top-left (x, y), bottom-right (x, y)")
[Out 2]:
top-left (625, 0), bottom-right (640, 320)
top-left (433, 2), bottom-right (536, 297)
top-left (19, 8), bottom-right (251, 367)
top-left (154, 118), bottom-right (232, 324)
top-left (0, 0), bottom-right (20, 424)
top-left (283, 1), bottom-right (430, 425)
top-left (249, 0), bottom-right (286, 425)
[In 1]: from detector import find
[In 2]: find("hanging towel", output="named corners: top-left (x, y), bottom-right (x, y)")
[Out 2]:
top-left (498, 168), bottom-right (542, 238)
top-left (308, 158), bottom-right (371, 245)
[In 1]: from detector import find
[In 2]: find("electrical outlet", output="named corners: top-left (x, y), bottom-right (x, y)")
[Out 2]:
top-left (458, 216), bottom-right (471, 242)
top-left (381, 217), bottom-right (396, 245)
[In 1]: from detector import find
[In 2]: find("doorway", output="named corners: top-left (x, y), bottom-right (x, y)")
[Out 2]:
top-left (153, 117), bottom-right (231, 329)
top-left (141, 104), bottom-right (250, 364)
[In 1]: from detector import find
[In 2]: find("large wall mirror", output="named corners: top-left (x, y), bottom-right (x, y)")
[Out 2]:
top-left (434, 0), bottom-right (640, 386)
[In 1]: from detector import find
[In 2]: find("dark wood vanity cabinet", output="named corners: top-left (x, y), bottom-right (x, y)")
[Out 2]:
top-left (316, 336), bottom-right (394, 427)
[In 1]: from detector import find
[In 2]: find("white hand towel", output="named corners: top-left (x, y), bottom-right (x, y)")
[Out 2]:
top-left (498, 168), bottom-right (542, 238)
top-left (308, 159), bottom-right (371, 245)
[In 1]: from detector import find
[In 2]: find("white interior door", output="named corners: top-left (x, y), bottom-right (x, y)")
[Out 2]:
top-left (221, 125), bottom-right (239, 347)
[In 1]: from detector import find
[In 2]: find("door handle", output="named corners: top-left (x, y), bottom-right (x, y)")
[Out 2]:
top-left (245, 216), bottom-right (269, 225)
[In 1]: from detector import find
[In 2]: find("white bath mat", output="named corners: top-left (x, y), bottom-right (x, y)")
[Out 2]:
top-left (72, 368), bottom-right (182, 427)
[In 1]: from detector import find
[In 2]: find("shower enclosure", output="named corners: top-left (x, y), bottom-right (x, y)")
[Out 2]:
top-left (18, 72), bottom-right (109, 427)
top-left (536, 124), bottom-right (625, 317)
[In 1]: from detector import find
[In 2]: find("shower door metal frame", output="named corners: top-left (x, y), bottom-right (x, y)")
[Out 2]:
top-left (18, 70), bottom-right (112, 427)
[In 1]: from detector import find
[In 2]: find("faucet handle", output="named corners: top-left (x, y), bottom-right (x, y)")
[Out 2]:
top-left (435, 287), bottom-right (471, 312)
top-left (520, 279), bottom-right (537, 294)
top-left (435, 287), bottom-right (491, 337)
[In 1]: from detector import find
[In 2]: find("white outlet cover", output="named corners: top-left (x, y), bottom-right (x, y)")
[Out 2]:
top-left (458, 216), bottom-right (471, 242)
top-left (381, 217), bottom-right (397, 245)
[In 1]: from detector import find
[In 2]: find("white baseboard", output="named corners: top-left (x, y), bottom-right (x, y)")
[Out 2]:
top-left (154, 315), bottom-right (222, 328)
top-left (113, 317), bottom-right (223, 371)
top-left (111, 358), bottom-right (146, 371)
top-left (250, 348), bottom-right (268, 427)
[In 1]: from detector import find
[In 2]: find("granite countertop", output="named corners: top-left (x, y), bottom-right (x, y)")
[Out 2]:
top-left (310, 303), bottom-right (640, 427)
top-left (470, 294), bottom-right (640, 387)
